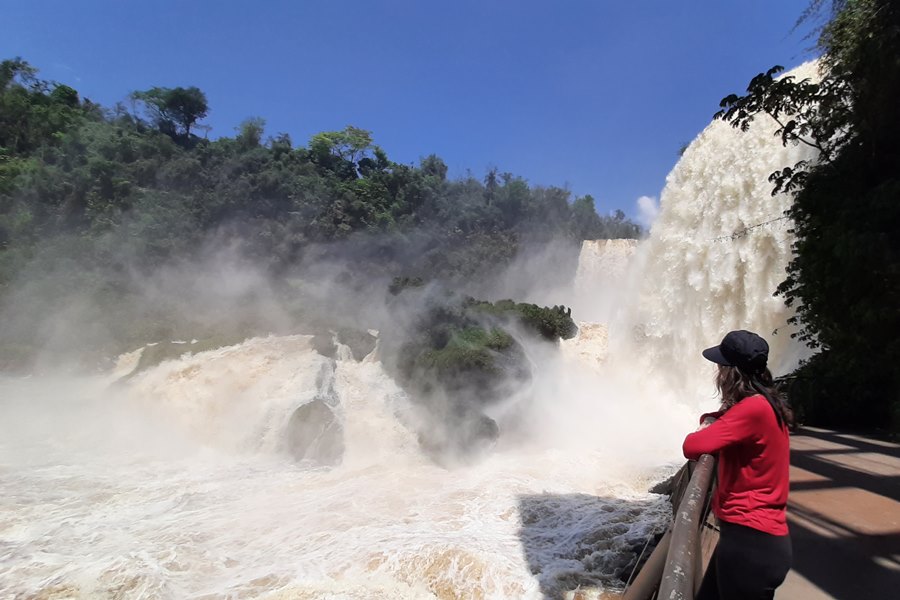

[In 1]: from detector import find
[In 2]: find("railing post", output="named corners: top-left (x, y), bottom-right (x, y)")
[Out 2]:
top-left (657, 454), bottom-right (715, 600)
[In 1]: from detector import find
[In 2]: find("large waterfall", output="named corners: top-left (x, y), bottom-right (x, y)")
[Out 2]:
top-left (0, 64), bottom-right (818, 600)
top-left (576, 61), bottom-right (819, 406)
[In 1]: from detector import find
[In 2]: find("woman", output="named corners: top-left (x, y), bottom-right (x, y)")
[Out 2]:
top-left (683, 330), bottom-right (793, 600)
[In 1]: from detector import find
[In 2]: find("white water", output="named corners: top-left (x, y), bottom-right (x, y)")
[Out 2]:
top-left (0, 64), bottom-right (819, 600)
top-left (0, 335), bottom-right (678, 600)
top-left (572, 240), bottom-right (639, 325)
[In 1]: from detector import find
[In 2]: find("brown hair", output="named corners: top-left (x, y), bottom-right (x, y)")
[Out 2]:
top-left (716, 364), bottom-right (793, 428)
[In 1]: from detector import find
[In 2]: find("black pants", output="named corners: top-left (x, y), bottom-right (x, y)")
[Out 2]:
top-left (696, 521), bottom-right (792, 600)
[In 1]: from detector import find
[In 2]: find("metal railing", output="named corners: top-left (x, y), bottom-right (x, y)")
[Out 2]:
top-left (622, 453), bottom-right (717, 600)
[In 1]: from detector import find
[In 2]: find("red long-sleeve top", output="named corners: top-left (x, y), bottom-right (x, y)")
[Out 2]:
top-left (682, 394), bottom-right (790, 536)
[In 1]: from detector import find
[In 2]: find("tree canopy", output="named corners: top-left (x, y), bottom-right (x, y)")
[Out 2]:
top-left (131, 85), bottom-right (209, 139)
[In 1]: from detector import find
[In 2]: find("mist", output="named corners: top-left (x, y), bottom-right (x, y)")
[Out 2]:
top-left (0, 64), bottom-right (820, 600)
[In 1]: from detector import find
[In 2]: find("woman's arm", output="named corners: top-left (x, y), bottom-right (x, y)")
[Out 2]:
top-left (682, 396), bottom-right (764, 459)
top-left (699, 411), bottom-right (723, 424)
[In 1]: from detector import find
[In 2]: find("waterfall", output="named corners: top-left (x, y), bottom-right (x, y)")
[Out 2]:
top-left (572, 239), bottom-right (639, 324)
top-left (575, 62), bottom-right (820, 406)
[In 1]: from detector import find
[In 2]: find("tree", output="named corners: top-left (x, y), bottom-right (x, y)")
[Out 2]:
top-left (131, 86), bottom-right (208, 138)
top-left (0, 58), bottom-right (85, 155)
top-left (0, 57), bottom-right (37, 92)
top-left (236, 117), bottom-right (266, 150)
top-left (483, 168), bottom-right (498, 204)
top-left (420, 154), bottom-right (448, 181)
top-left (309, 125), bottom-right (377, 177)
top-left (569, 195), bottom-right (602, 239)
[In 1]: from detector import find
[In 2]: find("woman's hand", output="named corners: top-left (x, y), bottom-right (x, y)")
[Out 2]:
top-left (696, 415), bottom-right (718, 431)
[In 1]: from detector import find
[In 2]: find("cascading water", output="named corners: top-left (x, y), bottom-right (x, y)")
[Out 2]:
top-left (582, 62), bottom-right (821, 407)
top-left (572, 240), bottom-right (639, 325)
top-left (0, 63), bottom-right (818, 600)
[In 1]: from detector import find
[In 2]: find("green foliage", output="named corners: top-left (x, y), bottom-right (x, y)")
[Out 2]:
top-left (716, 64), bottom-right (847, 195)
top-left (235, 117), bottom-right (266, 150)
top-left (0, 57), bottom-right (641, 368)
top-left (385, 292), bottom-right (537, 410)
top-left (131, 86), bottom-right (209, 139)
top-left (466, 298), bottom-right (578, 341)
top-left (389, 276), bottom-right (425, 295)
top-left (420, 331), bottom-right (503, 376)
top-left (0, 57), bottom-right (89, 156)
top-left (309, 125), bottom-right (378, 179)
top-left (379, 289), bottom-right (572, 456)
top-left (420, 154), bottom-right (448, 181)
top-left (717, 0), bottom-right (900, 430)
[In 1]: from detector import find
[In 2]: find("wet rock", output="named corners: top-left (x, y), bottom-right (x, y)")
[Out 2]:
top-left (336, 328), bottom-right (377, 361)
top-left (417, 410), bottom-right (499, 463)
top-left (285, 398), bottom-right (344, 466)
top-left (309, 329), bottom-right (376, 361)
top-left (309, 332), bottom-right (337, 358)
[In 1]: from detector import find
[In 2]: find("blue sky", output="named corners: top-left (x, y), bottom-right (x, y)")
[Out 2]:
top-left (3, 1), bottom-right (818, 219)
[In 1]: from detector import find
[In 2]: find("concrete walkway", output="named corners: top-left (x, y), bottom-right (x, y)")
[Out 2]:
top-left (777, 427), bottom-right (900, 599)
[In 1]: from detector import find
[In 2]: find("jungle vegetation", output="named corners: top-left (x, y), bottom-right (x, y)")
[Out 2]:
top-left (0, 59), bottom-right (638, 368)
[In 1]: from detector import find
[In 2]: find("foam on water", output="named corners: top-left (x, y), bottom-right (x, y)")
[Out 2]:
top-left (0, 336), bottom-right (675, 600)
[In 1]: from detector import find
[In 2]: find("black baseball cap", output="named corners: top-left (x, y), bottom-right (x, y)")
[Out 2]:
top-left (702, 330), bottom-right (769, 375)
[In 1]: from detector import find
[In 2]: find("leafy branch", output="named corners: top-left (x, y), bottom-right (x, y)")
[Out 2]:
top-left (715, 64), bottom-right (852, 195)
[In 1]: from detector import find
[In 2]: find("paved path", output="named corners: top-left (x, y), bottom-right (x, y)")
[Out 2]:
top-left (777, 427), bottom-right (900, 599)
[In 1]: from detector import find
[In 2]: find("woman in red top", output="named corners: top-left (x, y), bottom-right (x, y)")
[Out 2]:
top-left (683, 330), bottom-right (793, 600)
